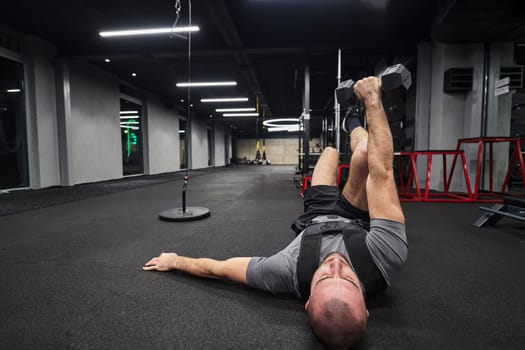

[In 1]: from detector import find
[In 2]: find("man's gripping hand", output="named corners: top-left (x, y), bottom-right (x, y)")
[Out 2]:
top-left (143, 253), bottom-right (178, 271)
top-left (353, 76), bottom-right (382, 108)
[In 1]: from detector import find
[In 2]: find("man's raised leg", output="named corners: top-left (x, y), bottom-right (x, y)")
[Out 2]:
top-left (311, 147), bottom-right (339, 187)
top-left (341, 125), bottom-right (370, 212)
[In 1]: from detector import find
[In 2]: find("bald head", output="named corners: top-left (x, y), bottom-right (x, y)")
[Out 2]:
top-left (307, 296), bottom-right (367, 349)
top-left (305, 253), bottom-right (369, 349)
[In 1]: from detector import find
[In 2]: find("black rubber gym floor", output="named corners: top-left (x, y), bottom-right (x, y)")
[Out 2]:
top-left (0, 165), bottom-right (524, 349)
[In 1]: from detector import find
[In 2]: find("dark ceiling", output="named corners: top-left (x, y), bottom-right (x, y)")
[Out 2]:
top-left (1, 0), bottom-right (525, 138)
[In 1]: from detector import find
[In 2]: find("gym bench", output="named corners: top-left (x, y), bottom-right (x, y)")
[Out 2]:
top-left (473, 196), bottom-right (525, 227)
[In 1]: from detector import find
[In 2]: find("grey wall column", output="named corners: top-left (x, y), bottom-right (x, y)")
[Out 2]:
top-left (144, 93), bottom-right (180, 174)
top-left (55, 59), bottom-right (73, 186)
top-left (209, 124), bottom-right (215, 167)
top-left (23, 50), bottom-right (41, 188)
top-left (484, 42), bottom-right (514, 191)
top-left (22, 36), bottom-right (60, 189)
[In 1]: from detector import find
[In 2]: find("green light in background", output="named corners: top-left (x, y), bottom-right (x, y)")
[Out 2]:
top-left (127, 128), bottom-right (131, 157)
top-left (121, 119), bottom-right (139, 158)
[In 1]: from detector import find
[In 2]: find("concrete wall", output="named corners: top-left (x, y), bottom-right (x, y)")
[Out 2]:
top-left (414, 42), bottom-right (514, 192)
top-left (214, 126), bottom-right (226, 167)
top-left (68, 60), bottom-right (121, 184)
top-left (145, 94), bottom-right (180, 174)
top-left (4, 30), bottom-right (235, 189)
top-left (484, 42), bottom-right (514, 190)
top-left (190, 117), bottom-right (210, 169)
top-left (227, 134), bottom-right (232, 164)
top-left (415, 43), bottom-right (481, 191)
top-left (22, 36), bottom-right (61, 188)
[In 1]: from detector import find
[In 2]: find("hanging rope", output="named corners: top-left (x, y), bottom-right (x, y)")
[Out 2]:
top-left (158, 0), bottom-right (211, 221)
top-left (170, 0), bottom-right (187, 39)
top-left (186, 0), bottom-right (192, 177)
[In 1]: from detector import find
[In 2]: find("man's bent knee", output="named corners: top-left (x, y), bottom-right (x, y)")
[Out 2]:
top-left (322, 146), bottom-right (338, 156)
top-left (311, 147), bottom-right (339, 187)
top-left (352, 141), bottom-right (368, 166)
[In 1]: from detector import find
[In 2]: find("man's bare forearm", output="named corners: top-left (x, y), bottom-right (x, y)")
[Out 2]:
top-left (353, 76), bottom-right (394, 178)
top-left (365, 101), bottom-right (394, 178)
top-left (175, 256), bottom-right (224, 279)
top-left (143, 253), bottom-right (250, 284)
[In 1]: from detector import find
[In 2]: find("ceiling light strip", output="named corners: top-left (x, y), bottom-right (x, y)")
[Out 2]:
top-left (100, 26), bottom-right (199, 37)
top-left (119, 116), bottom-right (140, 119)
top-left (223, 113), bottom-right (259, 117)
top-left (201, 97), bottom-right (249, 103)
top-left (215, 108), bottom-right (256, 112)
top-left (176, 81), bottom-right (237, 87)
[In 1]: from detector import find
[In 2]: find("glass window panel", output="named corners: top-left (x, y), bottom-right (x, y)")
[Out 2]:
top-left (120, 98), bottom-right (143, 176)
top-left (0, 55), bottom-right (28, 189)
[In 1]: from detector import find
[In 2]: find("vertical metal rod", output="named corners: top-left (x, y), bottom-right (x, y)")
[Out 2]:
top-left (442, 154), bottom-right (448, 195)
top-left (321, 117), bottom-right (327, 149)
top-left (186, 0), bottom-right (193, 170)
top-left (480, 42), bottom-right (490, 190)
top-left (489, 142), bottom-right (494, 193)
top-left (182, 175), bottom-right (188, 213)
top-left (335, 49), bottom-right (342, 152)
top-left (298, 128), bottom-right (302, 172)
top-left (481, 42), bottom-right (490, 138)
top-left (302, 65), bottom-right (311, 175)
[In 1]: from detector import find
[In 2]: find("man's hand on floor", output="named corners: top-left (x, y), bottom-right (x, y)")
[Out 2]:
top-left (143, 253), bottom-right (178, 271)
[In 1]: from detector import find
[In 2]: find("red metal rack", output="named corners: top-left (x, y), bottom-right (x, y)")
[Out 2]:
top-left (448, 137), bottom-right (525, 202)
top-left (396, 150), bottom-right (473, 202)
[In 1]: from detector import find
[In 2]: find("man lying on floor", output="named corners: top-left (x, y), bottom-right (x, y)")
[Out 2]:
top-left (144, 76), bottom-right (408, 350)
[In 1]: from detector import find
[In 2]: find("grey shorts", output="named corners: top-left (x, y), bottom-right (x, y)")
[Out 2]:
top-left (291, 185), bottom-right (370, 235)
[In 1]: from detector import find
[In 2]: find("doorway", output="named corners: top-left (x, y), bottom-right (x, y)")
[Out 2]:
top-left (120, 97), bottom-right (143, 176)
top-left (0, 55), bottom-right (28, 189)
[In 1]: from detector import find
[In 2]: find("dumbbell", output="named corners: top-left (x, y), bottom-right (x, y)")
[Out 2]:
top-left (335, 63), bottom-right (412, 107)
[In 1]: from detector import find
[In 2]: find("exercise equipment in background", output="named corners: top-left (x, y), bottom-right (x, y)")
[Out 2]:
top-left (159, 0), bottom-right (210, 222)
top-left (473, 196), bottom-right (525, 227)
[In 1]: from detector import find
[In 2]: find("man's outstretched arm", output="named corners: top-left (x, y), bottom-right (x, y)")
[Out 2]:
top-left (143, 253), bottom-right (251, 285)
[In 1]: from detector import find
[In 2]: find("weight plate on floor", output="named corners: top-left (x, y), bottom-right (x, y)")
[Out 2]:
top-left (159, 207), bottom-right (211, 222)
